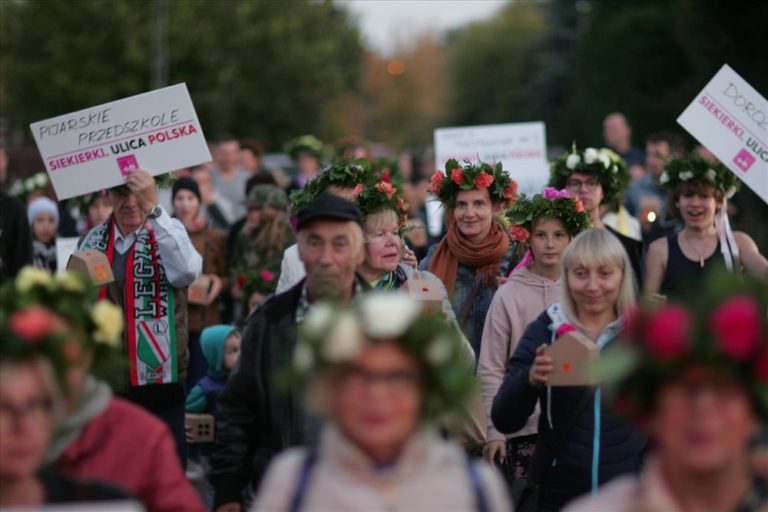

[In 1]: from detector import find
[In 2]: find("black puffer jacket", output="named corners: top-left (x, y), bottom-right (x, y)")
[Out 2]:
top-left (210, 277), bottom-right (370, 508)
top-left (492, 305), bottom-right (646, 511)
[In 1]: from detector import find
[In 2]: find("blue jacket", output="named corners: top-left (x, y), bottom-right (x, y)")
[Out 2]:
top-left (419, 243), bottom-right (515, 359)
top-left (186, 325), bottom-right (236, 415)
top-left (492, 304), bottom-right (646, 511)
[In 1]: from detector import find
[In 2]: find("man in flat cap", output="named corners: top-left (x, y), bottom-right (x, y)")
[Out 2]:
top-left (210, 193), bottom-right (369, 512)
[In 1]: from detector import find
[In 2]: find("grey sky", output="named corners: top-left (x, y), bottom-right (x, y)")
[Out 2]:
top-left (338, 0), bottom-right (507, 56)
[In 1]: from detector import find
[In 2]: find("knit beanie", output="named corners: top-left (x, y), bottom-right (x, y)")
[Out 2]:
top-left (27, 197), bottom-right (59, 226)
top-left (172, 177), bottom-right (201, 203)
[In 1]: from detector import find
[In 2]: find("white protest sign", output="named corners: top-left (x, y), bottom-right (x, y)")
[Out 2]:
top-left (30, 83), bottom-right (211, 200)
top-left (434, 122), bottom-right (548, 195)
top-left (677, 64), bottom-right (768, 204)
top-left (55, 237), bottom-right (80, 272)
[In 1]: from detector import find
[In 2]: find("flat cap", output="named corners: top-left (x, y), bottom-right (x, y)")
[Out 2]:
top-left (296, 192), bottom-right (362, 231)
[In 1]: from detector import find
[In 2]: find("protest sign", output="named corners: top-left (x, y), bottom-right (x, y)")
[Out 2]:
top-left (678, 64), bottom-right (767, 204)
top-left (30, 83), bottom-right (211, 200)
top-left (434, 122), bottom-right (548, 195)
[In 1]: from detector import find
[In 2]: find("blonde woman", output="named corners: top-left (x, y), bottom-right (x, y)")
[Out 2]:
top-left (492, 229), bottom-right (646, 512)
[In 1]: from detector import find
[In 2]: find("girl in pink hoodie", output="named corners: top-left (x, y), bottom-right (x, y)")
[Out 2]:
top-left (478, 188), bottom-right (591, 484)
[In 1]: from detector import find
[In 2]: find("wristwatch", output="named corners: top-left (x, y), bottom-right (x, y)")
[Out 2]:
top-left (146, 204), bottom-right (163, 219)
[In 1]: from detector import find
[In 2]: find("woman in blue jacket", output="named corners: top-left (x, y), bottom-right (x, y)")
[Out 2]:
top-left (492, 229), bottom-right (646, 511)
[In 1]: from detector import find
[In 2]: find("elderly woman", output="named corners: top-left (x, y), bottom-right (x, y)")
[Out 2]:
top-left (0, 267), bottom-right (204, 511)
top-left (644, 152), bottom-right (768, 298)
top-left (566, 272), bottom-right (768, 511)
top-left (492, 229), bottom-right (646, 512)
top-left (253, 293), bottom-right (510, 511)
top-left (478, 188), bottom-right (591, 482)
top-left (421, 159), bottom-right (518, 358)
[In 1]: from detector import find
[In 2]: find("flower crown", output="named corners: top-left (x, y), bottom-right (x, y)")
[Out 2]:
top-left (549, 144), bottom-right (630, 208)
top-left (352, 179), bottom-right (409, 231)
top-left (291, 293), bottom-right (476, 418)
top-left (505, 187), bottom-right (592, 243)
top-left (285, 134), bottom-right (327, 161)
top-left (600, 270), bottom-right (768, 420)
top-left (9, 172), bottom-right (49, 201)
top-left (659, 152), bottom-right (739, 199)
top-left (0, 267), bottom-right (126, 393)
top-left (430, 159), bottom-right (518, 209)
top-left (290, 158), bottom-right (376, 213)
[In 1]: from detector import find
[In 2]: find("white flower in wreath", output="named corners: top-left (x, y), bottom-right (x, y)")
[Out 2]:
top-left (726, 186), bottom-right (737, 199)
top-left (25, 177), bottom-right (36, 190)
top-left (34, 173), bottom-right (48, 187)
top-left (16, 266), bottom-right (53, 292)
top-left (659, 172), bottom-right (670, 185)
top-left (9, 180), bottom-right (24, 196)
top-left (706, 169), bottom-right (717, 183)
top-left (426, 337), bottom-right (452, 365)
top-left (360, 293), bottom-right (419, 339)
top-left (323, 312), bottom-right (363, 362)
top-left (566, 153), bottom-right (581, 170)
top-left (91, 301), bottom-right (124, 346)
top-left (304, 303), bottom-right (334, 334)
top-left (598, 154), bottom-right (611, 170)
top-left (583, 148), bottom-right (598, 165)
top-left (293, 343), bottom-right (314, 372)
top-left (679, 171), bottom-right (694, 181)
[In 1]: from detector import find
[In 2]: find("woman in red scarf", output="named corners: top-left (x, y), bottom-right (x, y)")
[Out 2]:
top-left (420, 159), bottom-right (518, 359)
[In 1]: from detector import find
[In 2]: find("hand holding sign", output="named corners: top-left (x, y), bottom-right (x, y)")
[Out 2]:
top-left (124, 168), bottom-right (159, 213)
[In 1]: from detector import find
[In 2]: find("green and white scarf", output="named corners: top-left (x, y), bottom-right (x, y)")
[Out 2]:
top-left (81, 215), bottom-right (177, 386)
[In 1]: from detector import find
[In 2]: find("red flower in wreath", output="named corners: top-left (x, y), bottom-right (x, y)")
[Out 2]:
top-left (430, 172), bottom-right (445, 196)
top-left (555, 324), bottom-right (577, 338)
top-left (710, 296), bottom-right (762, 360)
top-left (450, 167), bottom-right (464, 186)
top-left (474, 171), bottom-right (494, 189)
top-left (260, 270), bottom-right (275, 282)
top-left (237, 274), bottom-right (247, 288)
top-left (644, 305), bottom-right (692, 360)
top-left (503, 182), bottom-right (518, 200)
top-left (574, 197), bottom-right (585, 213)
top-left (352, 183), bottom-right (364, 199)
top-left (397, 197), bottom-right (407, 212)
top-left (509, 225), bottom-right (530, 242)
top-left (376, 181), bottom-right (396, 199)
top-left (10, 307), bottom-right (57, 343)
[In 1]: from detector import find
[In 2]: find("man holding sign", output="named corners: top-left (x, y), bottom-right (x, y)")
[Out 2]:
top-left (77, 168), bottom-right (202, 467)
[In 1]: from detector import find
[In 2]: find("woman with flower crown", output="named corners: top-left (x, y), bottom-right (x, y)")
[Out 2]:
top-left (565, 272), bottom-right (768, 511)
top-left (644, 152), bottom-right (768, 297)
top-left (253, 293), bottom-right (510, 511)
top-left (421, 160), bottom-right (519, 358)
top-left (478, 188), bottom-right (591, 487)
top-left (492, 229), bottom-right (646, 512)
top-left (549, 145), bottom-right (643, 283)
top-left (0, 267), bottom-right (205, 511)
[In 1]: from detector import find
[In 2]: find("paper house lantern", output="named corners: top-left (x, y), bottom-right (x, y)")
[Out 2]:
top-left (545, 330), bottom-right (599, 386)
top-left (402, 279), bottom-right (443, 315)
top-left (66, 250), bottom-right (114, 286)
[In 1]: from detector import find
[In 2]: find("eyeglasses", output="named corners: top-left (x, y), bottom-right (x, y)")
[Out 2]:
top-left (0, 396), bottom-right (53, 427)
top-left (566, 178), bottom-right (600, 191)
top-left (338, 366), bottom-right (420, 394)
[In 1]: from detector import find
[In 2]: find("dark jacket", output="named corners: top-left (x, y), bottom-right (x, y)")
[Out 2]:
top-left (0, 191), bottom-right (33, 283)
top-left (210, 276), bottom-right (370, 507)
top-left (492, 305), bottom-right (646, 511)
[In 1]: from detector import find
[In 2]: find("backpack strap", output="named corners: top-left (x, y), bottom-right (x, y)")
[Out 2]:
top-left (287, 446), bottom-right (319, 512)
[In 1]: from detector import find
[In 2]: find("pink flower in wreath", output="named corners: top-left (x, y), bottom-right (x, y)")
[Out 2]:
top-left (430, 172), bottom-right (445, 196)
top-left (574, 197), bottom-right (585, 213)
top-left (557, 189), bottom-right (572, 199)
top-left (543, 187), bottom-right (560, 200)
top-left (376, 181), bottom-right (396, 199)
top-left (260, 270), bottom-right (275, 282)
top-left (644, 305), bottom-right (692, 360)
top-left (509, 225), bottom-right (530, 242)
top-left (450, 167), bottom-right (464, 186)
top-left (10, 307), bottom-right (57, 343)
top-left (352, 183), bottom-right (364, 199)
top-left (474, 171), bottom-right (494, 189)
top-left (397, 197), bottom-right (407, 212)
top-left (710, 296), bottom-right (763, 360)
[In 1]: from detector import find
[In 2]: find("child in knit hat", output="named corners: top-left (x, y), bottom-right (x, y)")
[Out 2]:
top-left (27, 196), bottom-right (59, 272)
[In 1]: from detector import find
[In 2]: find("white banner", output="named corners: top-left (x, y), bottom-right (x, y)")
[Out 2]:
top-left (677, 64), bottom-right (767, 204)
top-left (434, 122), bottom-right (548, 195)
top-left (30, 83), bottom-right (212, 200)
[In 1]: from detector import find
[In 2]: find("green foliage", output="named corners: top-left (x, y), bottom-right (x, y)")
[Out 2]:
top-left (659, 152), bottom-right (739, 196)
top-left (1, 0), bottom-right (363, 149)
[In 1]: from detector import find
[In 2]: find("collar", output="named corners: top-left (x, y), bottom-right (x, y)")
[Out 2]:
top-left (296, 275), bottom-right (367, 323)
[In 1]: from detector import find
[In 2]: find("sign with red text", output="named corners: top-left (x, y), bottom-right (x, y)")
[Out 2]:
top-left (30, 83), bottom-right (211, 200)
top-left (434, 122), bottom-right (548, 196)
top-left (677, 64), bottom-right (767, 204)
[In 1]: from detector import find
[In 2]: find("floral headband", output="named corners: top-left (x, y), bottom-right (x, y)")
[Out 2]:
top-left (291, 293), bottom-right (476, 418)
top-left (549, 144), bottom-right (630, 207)
top-left (9, 172), bottom-right (49, 201)
top-left (290, 158), bottom-right (377, 213)
top-left (430, 159), bottom-right (518, 209)
top-left (352, 178), bottom-right (409, 231)
top-left (0, 267), bottom-right (125, 393)
top-left (285, 134), bottom-right (327, 161)
top-left (659, 152), bottom-right (739, 199)
top-left (505, 187), bottom-right (592, 243)
top-left (600, 270), bottom-right (768, 420)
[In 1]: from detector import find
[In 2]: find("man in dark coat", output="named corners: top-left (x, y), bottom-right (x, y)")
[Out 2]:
top-left (210, 194), bottom-right (369, 512)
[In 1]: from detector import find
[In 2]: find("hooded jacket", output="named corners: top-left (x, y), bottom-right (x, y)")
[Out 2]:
top-left (186, 325), bottom-right (237, 415)
top-left (492, 303), bottom-right (646, 511)
top-left (478, 266), bottom-right (560, 442)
